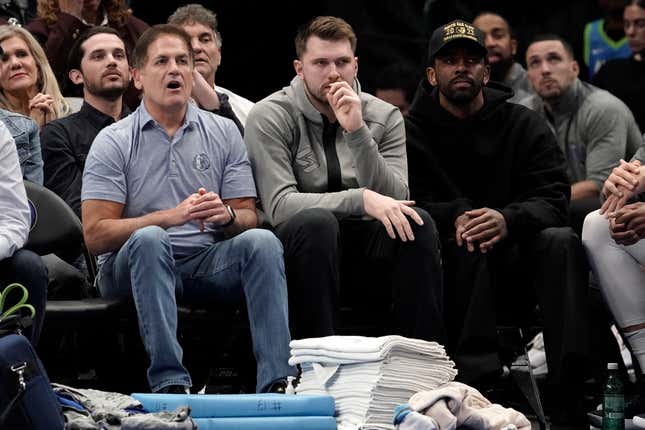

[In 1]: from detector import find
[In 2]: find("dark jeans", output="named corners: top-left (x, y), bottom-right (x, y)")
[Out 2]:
top-left (442, 227), bottom-right (589, 394)
top-left (0, 249), bottom-right (48, 345)
top-left (275, 207), bottom-right (445, 343)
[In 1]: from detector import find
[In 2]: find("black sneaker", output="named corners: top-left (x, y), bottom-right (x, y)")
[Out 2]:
top-left (158, 385), bottom-right (190, 394)
top-left (265, 379), bottom-right (288, 394)
top-left (587, 409), bottom-right (602, 429)
top-left (588, 408), bottom-right (639, 430)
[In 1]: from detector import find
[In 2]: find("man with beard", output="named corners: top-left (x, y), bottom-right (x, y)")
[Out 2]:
top-left (521, 34), bottom-right (642, 234)
top-left (41, 26), bottom-right (131, 218)
top-left (406, 20), bottom-right (590, 425)
top-left (472, 12), bottom-right (532, 103)
top-left (244, 16), bottom-right (444, 343)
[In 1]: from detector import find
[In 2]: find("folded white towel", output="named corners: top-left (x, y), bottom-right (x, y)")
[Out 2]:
top-left (292, 335), bottom-right (458, 430)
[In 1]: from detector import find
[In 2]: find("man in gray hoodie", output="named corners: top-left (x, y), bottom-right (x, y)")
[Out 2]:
top-left (521, 34), bottom-right (642, 233)
top-left (245, 16), bottom-right (444, 342)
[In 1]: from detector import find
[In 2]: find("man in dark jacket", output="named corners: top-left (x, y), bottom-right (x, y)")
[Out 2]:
top-left (42, 26), bottom-right (131, 219)
top-left (406, 20), bottom-right (590, 425)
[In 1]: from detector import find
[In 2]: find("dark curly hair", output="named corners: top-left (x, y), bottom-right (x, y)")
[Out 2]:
top-left (37, 0), bottom-right (132, 28)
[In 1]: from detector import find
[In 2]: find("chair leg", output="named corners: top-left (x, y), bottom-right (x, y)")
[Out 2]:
top-left (510, 329), bottom-right (548, 430)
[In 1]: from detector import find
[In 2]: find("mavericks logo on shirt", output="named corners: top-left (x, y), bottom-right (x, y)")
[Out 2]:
top-left (193, 153), bottom-right (211, 171)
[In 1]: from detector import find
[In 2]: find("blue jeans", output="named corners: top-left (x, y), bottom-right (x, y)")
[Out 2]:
top-left (0, 249), bottom-right (48, 346)
top-left (97, 226), bottom-right (296, 392)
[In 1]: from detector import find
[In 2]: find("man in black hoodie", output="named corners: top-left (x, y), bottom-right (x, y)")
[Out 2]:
top-left (406, 20), bottom-right (590, 425)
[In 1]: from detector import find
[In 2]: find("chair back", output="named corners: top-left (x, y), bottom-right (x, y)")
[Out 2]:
top-left (23, 181), bottom-right (83, 259)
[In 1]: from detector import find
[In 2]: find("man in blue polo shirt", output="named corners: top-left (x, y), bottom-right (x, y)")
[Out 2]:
top-left (81, 24), bottom-right (296, 394)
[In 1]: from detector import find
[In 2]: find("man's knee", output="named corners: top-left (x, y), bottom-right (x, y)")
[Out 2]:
top-left (581, 210), bottom-right (609, 248)
top-left (237, 228), bottom-right (283, 258)
top-left (5, 250), bottom-right (47, 306)
top-left (10, 249), bottom-right (47, 276)
top-left (534, 226), bottom-right (588, 274)
top-left (289, 208), bottom-right (338, 234)
top-left (409, 207), bottom-right (439, 247)
top-left (278, 208), bottom-right (339, 251)
top-left (536, 226), bottom-right (580, 247)
top-left (128, 225), bottom-right (171, 252)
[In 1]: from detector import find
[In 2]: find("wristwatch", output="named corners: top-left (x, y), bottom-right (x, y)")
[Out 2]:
top-left (221, 204), bottom-right (236, 227)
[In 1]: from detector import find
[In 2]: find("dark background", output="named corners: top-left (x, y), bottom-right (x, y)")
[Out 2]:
top-left (131, 0), bottom-right (604, 102)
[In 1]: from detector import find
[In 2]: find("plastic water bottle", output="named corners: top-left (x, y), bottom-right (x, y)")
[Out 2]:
top-left (603, 362), bottom-right (625, 430)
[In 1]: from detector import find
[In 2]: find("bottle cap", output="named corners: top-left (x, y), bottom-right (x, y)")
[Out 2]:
top-left (607, 362), bottom-right (619, 370)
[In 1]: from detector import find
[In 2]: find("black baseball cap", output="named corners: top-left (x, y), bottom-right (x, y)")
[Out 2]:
top-left (428, 20), bottom-right (487, 63)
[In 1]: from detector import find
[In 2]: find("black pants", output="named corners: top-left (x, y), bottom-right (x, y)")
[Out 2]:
top-left (275, 207), bottom-right (445, 343)
top-left (0, 249), bottom-right (48, 346)
top-left (570, 196), bottom-right (601, 237)
top-left (442, 227), bottom-right (589, 392)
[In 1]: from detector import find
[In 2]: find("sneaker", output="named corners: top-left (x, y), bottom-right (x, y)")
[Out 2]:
top-left (588, 405), bottom-right (640, 430)
top-left (265, 379), bottom-right (288, 394)
top-left (158, 385), bottom-right (190, 394)
top-left (527, 331), bottom-right (548, 376)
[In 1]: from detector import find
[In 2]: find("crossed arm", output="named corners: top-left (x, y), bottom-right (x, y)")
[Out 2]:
top-left (82, 192), bottom-right (256, 255)
top-left (598, 158), bottom-right (645, 245)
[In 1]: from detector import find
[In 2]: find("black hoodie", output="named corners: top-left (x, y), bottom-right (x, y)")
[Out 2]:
top-left (405, 80), bottom-right (571, 241)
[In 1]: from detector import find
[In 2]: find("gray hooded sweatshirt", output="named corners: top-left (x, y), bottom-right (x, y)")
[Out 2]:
top-left (244, 76), bottom-right (408, 226)
top-left (520, 79), bottom-right (642, 189)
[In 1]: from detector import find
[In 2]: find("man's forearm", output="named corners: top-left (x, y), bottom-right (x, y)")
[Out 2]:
top-left (84, 209), bottom-right (173, 255)
top-left (571, 180), bottom-right (600, 201)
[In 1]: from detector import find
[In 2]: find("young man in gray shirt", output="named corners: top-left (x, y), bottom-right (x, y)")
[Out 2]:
top-left (245, 16), bottom-right (444, 343)
top-left (521, 34), bottom-right (642, 233)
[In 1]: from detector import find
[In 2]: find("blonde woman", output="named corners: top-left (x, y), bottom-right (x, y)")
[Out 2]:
top-left (0, 26), bottom-right (69, 127)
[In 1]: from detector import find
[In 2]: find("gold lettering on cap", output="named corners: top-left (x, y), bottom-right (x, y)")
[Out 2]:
top-left (442, 21), bottom-right (478, 43)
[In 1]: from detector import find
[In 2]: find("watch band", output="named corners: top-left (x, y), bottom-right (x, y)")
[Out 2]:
top-left (221, 204), bottom-right (236, 227)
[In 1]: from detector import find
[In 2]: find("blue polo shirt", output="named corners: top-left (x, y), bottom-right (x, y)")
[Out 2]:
top-left (81, 101), bottom-right (256, 263)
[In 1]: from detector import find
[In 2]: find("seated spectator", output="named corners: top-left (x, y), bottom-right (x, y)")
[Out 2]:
top-left (27, 0), bottom-right (148, 109)
top-left (0, 120), bottom-right (47, 346)
top-left (406, 20), bottom-right (589, 424)
top-left (594, 0), bottom-right (645, 131)
top-left (168, 4), bottom-right (248, 133)
top-left (582, 148), bottom-right (645, 420)
top-left (0, 27), bottom-right (86, 299)
top-left (472, 11), bottom-right (533, 103)
top-left (41, 26), bottom-right (131, 219)
top-left (81, 24), bottom-right (296, 394)
top-left (0, 108), bottom-right (43, 184)
top-left (244, 16), bottom-right (444, 343)
top-left (0, 25), bottom-right (70, 128)
top-left (373, 61), bottom-right (420, 116)
top-left (584, 0), bottom-right (632, 80)
top-left (0, 0), bottom-right (33, 26)
top-left (521, 33), bottom-right (642, 234)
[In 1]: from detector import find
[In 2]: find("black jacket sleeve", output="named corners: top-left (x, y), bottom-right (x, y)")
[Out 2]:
top-left (500, 113), bottom-right (570, 240)
top-left (41, 122), bottom-right (83, 218)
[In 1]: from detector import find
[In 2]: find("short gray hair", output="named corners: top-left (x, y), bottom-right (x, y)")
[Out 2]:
top-left (168, 4), bottom-right (222, 48)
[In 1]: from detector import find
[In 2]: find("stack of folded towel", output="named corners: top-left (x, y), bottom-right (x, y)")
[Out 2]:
top-left (290, 335), bottom-right (457, 430)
